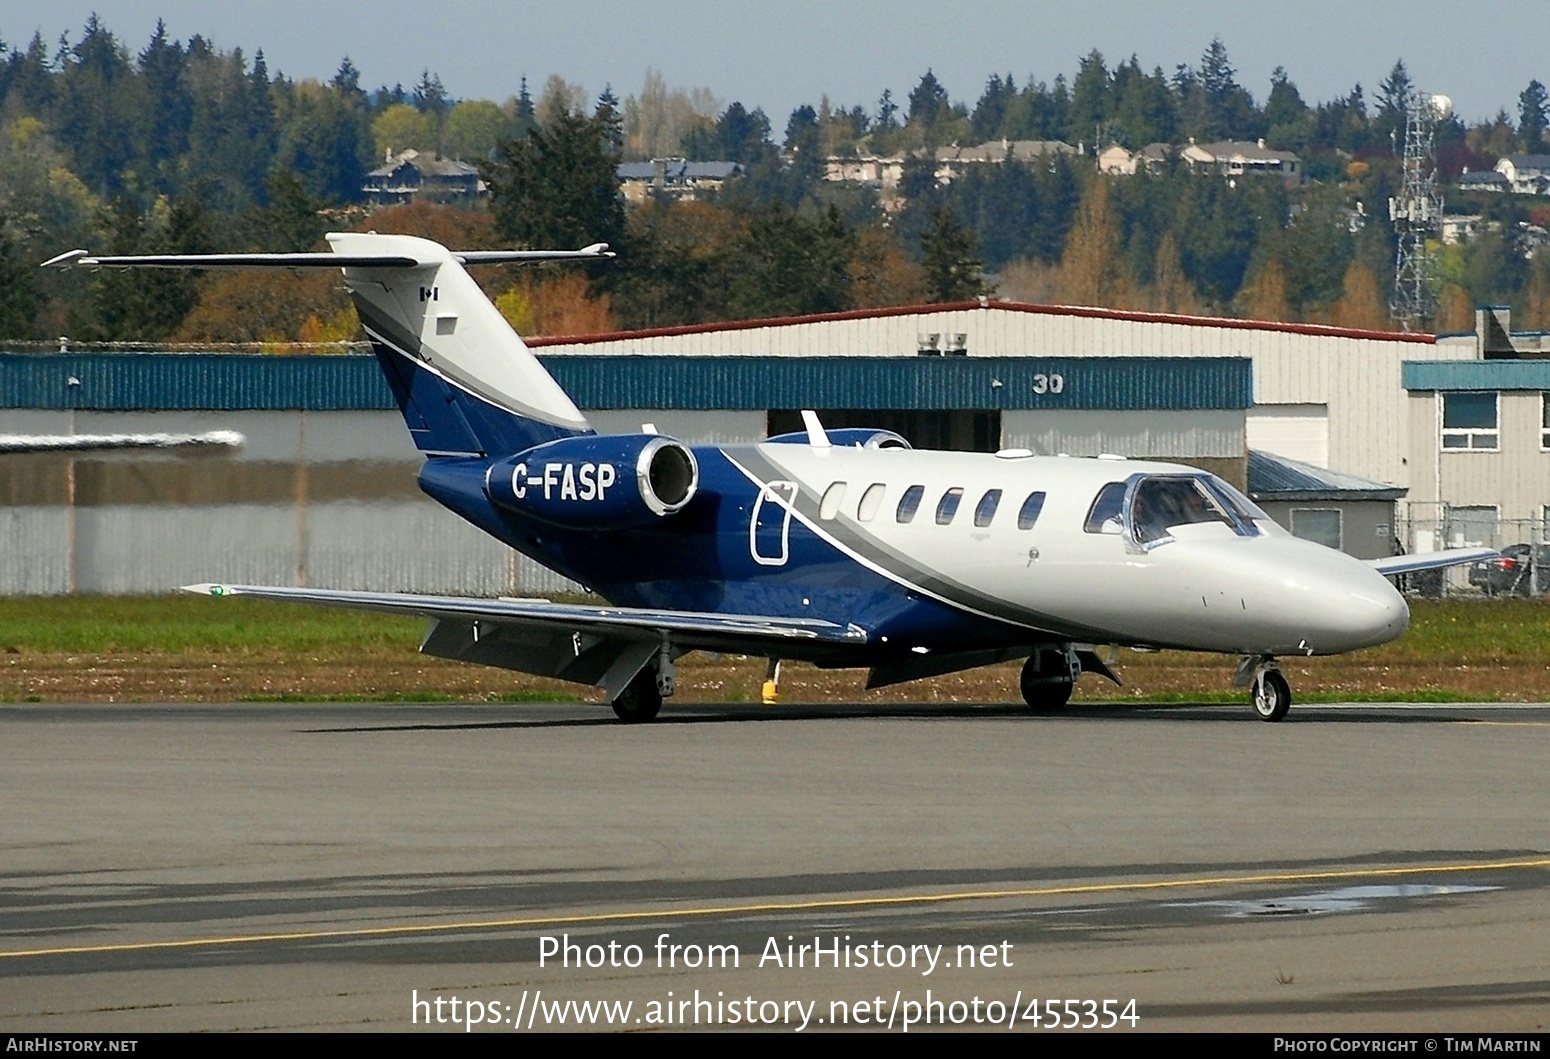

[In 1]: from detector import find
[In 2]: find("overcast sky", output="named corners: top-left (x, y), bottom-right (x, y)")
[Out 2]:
top-left (3, 1), bottom-right (1542, 126)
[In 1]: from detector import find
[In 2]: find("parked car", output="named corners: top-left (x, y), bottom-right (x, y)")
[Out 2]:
top-left (1468, 544), bottom-right (1550, 596)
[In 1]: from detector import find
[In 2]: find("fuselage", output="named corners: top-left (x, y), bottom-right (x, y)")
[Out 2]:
top-left (420, 441), bottom-right (1409, 662)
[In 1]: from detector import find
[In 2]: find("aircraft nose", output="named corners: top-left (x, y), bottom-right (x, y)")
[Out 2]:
top-left (1335, 573), bottom-right (1409, 648)
top-left (1289, 559), bottom-right (1409, 654)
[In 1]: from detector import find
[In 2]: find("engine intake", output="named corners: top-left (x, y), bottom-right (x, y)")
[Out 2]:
top-left (485, 434), bottom-right (698, 529)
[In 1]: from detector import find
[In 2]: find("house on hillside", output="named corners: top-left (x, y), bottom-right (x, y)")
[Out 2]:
top-left (1181, 139), bottom-right (1301, 185)
top-left (617, 158), bottom-right (744, 203)
top-left (1456, 169), bottom-right (1508, 193)
top-left (1494, 155), bottom-right (1550, 195)
top-left (823, 154), bottom-right (904, 188)
top-left (1097, 142), bottom-right (1171, 176)
top-left (932, 139), bottom-right (1077, 183)
top-left (363, 150), bottom-right (485, 205)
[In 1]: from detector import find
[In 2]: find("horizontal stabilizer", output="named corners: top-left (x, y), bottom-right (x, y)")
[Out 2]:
top-left (183, 583), bottom-right (868, 653)
top-left (41, 243), bottom-right (613, 270)
top-left (1366, 547), bottom-right (1500, 576)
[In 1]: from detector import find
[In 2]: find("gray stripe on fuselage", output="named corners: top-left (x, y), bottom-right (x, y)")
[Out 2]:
top-left (723, 447), bottom-right (1115, 644)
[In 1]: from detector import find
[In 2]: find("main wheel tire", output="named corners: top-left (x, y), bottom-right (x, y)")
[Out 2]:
top-left (1020, 650), bottom-right (1074, 713)
top-left (1252, 668), bottom-right (1291, 722)
top-left (610, 671), bottom-right (663, 723)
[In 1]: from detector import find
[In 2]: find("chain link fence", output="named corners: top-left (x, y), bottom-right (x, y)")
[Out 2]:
top-left (1395, 509), bottom-right (1548, 598)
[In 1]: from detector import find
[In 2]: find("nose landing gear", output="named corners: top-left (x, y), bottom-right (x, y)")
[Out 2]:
top-left (1236, 656), bottom-right (1291, 722)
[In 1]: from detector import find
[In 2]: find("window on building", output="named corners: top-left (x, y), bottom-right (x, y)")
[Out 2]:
top-left (1448, 505), bottom-right (1499, 548)
top-left (935, 487), bottom-right (964, 525)
top-left (1542, 393), bottom-right (1550, 450)
top-left (896, 485), bottom-right (925, 524)
top-left (819, 482), bottom-right (846, 521)
top-left (1017, 492), bottom-right (1046, 530)
top-left (857, 483), bottom-right (886, 522)
top-left (1441, 391), bottom-right (1499, 450)
top-left (1290, 508), bottom-right (1342, 550)
top-left (973, 489), bottom-right (1002, 527)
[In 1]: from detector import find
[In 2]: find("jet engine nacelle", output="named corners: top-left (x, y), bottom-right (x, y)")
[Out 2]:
top-left (485, 434), bottom-right (698, 529)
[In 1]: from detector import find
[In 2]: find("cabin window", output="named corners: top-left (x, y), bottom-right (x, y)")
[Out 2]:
top-left (896, 484), bottom-right (925, 523)
top-left (857, 483), bottom-right (886, 522)
top-left (1083, 482), bottom-right (1128, 534)
top-left (973, 489), bottom-right (1002, 527)
top-left (935, 487), bottom-right (964, 525)
top-left (1441, 391), bottom-right (1498, 450)
top-left (819, 482), bottom-right (847, 521)
top-left (1017, 491), bottom-right (1046, 530)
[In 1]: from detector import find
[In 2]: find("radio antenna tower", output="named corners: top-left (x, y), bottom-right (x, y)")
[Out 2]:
top-left (1389, 91), bottom-right (1450, 331)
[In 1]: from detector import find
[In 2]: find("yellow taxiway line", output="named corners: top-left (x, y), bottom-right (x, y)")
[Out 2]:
top-left (4, 855), bottom-right (1547, 961)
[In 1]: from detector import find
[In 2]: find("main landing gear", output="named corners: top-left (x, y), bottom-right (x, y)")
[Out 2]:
top-left (1237, 656), bottom-right (1291, 722)
top-left (610, 649), bottom-right (675, 723)
top-left (1020, 647), bottom-right (1079, 713)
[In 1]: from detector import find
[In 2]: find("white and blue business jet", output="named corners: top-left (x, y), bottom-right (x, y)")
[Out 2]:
top-left (46, 234), bottom-right (1493, 723)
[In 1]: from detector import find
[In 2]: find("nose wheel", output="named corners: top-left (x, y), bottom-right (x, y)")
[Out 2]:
top-left (1251, 666), bottom-right (1291, 722)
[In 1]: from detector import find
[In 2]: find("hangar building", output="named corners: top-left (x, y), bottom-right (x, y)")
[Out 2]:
top-left (0, 299), bottom-right (1541, 595)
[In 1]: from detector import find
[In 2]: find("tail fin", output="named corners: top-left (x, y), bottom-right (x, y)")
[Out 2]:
top-left (330, 233), bottom-right (592, 456)
top-left (45, 233), bottom-right (609, 458)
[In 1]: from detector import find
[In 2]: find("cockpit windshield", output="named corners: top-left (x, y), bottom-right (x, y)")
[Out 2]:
top-left (1198, 474), bottom-right (1271, 525)
top-left (1130, 477), bottom-right (1233, 543)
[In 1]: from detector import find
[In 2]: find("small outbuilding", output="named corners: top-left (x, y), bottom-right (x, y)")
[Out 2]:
top-left (1246, 449), bottom-right (1405, 560)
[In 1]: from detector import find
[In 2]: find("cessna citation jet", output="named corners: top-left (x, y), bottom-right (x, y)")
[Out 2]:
top-left (46, 234), bottom-right (1494, 723)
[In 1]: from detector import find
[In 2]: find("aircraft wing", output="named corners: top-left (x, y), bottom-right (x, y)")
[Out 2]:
top-left (181, 583), bottom-right (866, 651)
top-left (0, 430), bottom-right (242, 454)
top-left (1365, 547), bottom-right (1501, 576)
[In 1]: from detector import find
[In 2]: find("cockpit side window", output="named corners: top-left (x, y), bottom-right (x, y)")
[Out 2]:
top-left (1083, 482), bottom-right (1128, 534)
top-left (1130, 477), bottom-right (1232, 543)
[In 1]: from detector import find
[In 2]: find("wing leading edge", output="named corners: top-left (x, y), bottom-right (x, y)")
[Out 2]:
top-left (1366, 547), bottom-right (1501, 576)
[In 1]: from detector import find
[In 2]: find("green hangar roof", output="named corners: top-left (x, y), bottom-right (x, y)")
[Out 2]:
top-left (0, 353), bottom-right (1253, 412)
top-left (1403, 360), bottom-right (1550, 391)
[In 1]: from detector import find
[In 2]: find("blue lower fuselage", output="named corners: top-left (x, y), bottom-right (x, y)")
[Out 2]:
top-left (417, 451), bottom-right (1037, 664)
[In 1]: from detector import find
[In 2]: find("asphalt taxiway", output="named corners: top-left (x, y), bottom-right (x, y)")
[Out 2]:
top-left (2, 701), bottom-right (1547, 1032)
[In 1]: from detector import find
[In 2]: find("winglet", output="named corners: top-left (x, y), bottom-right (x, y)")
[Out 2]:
top-left (40, 249), bottom-right (89, 269)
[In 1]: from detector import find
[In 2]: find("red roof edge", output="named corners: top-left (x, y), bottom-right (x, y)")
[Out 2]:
top-left (523, 300), bottom-right (1438, 347)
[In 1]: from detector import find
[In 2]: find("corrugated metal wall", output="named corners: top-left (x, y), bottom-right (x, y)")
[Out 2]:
top-left (0, 409), bottom-right (584, 597)
top-left (537, 304), bottom-right (1471, 490)
top-left (0, 501), bottom-right (579, 596)
top-left (0, 352), bottom-right (1249, 413)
